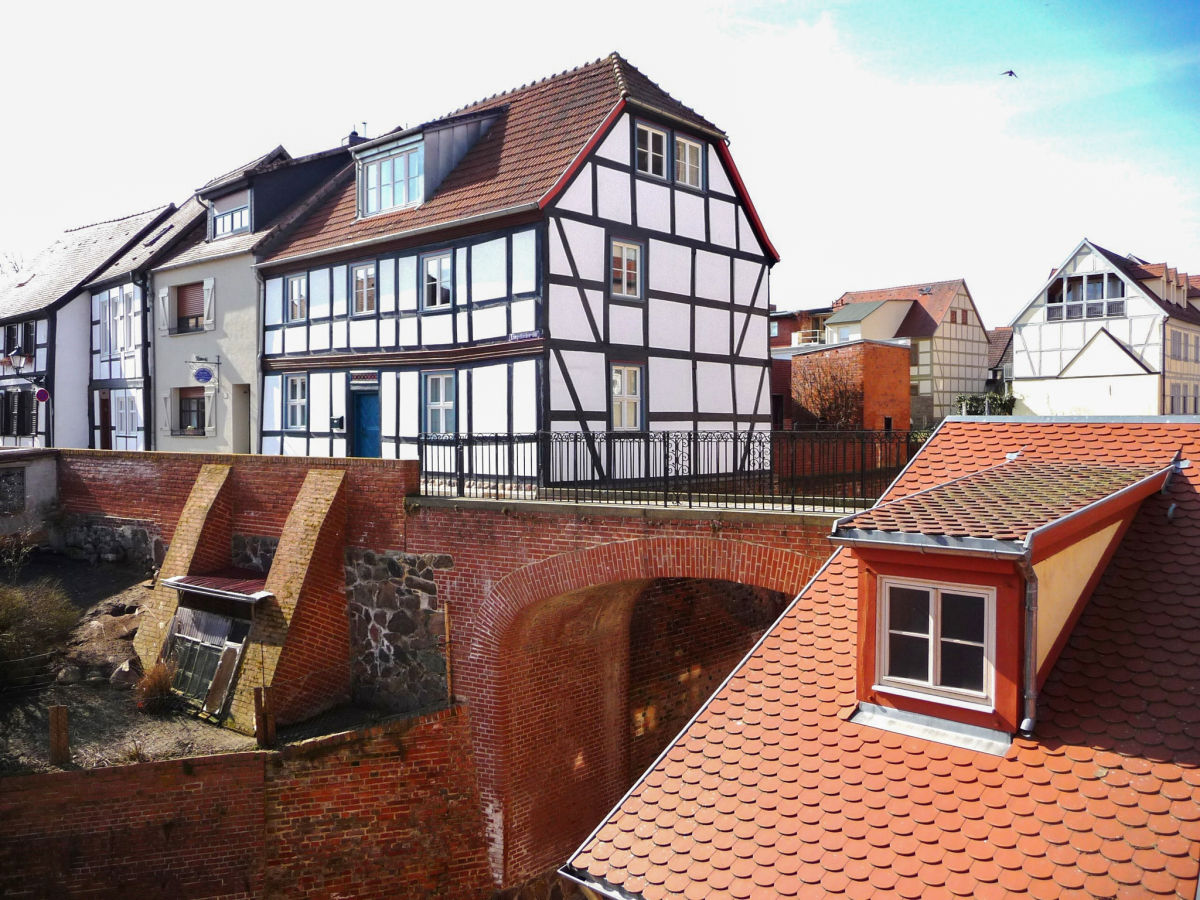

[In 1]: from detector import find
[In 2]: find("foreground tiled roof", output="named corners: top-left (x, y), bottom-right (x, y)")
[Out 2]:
top-left (565, 419), bottom-right (1200, 899)
top-left (262, 53), bottom-right (723, 265)
top-left (0, 207), bottom-right (170, 321)
top-left (834, 279), bottom-right (968, 339)
top-left (986, 326), bottom-right (1012, 370)
top-left (839, 458), bottom-right (1168, 542)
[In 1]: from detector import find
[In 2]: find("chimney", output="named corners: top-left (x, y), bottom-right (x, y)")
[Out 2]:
top-left (344, 130), bottom-right (368, 147)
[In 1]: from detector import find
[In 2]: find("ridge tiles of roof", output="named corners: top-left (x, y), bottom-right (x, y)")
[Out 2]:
top-left (566, 419), bottom-right (1200, 900)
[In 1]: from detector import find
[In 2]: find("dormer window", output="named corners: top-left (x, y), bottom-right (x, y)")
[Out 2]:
top-left (210, 189), bottom-right (251, 239)
top-left (213, 205), bottom-right (249, 237)
top-left (361, 145), bottom-right (424, 216)
top-left (1046, 273), bottom-right (1125, 321)
top-left (878, 578), bottom-right (993, 707)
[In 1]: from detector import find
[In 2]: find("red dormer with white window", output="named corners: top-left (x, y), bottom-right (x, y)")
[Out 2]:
top-left (833, 456), bottom-right (1176, 738)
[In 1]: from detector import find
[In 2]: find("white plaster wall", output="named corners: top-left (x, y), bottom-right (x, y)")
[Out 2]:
top-left (708, 199), bottom-right (736, 249)
top-left (596, 167), bottom-right (631, 224)
top-left (635, 181), bottom-right (671, 233)
top-left (609, 304), bottom-right (643, 346)
top-left (153, 254), bottom-right (259, 452)
top-left (549, 284), bottom-right (599, 342)
top-left (512, 360), bottom-right (537, 432)
top-left (54, 294), bottom-right (92, 448)
top-left (648, 240), bottom-right (690, 295)
top-left (694, 251), bottom-right (730, 303)
top-left (648, 299), bottom-right (690, 351)
top-left (674, 190), bottom-right (705, 241)
top-left (596, 114), bottom-right (630, 164)
top-left (648, 357), bottom-right (691, 411)
top-left (1014, 374), bottom-right (1159, 416)
top-left (695, 307), bottom-right (730, 356)
top-left (556, 165), bottom-right (594, 215)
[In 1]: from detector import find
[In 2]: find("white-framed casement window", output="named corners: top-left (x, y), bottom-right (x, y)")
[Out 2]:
top-left (877, 577), bottom-right (994, 707)
top-left (769, 322), bottom-right (779, 338)
top-left (361, 146), bottom-right (425, 216)
top-left (611, 364), bottom-right (643, 431)
top-left (635, 124), bottom-right (667, 178)
top-left (213, 205), bottom-right (249, 238)
top-left (286, 275), bottom-right (307, 322)
top-left (1045, 273), bottom-right (1126, 321)
top-left (352, 264), bottom-right (376, 315)
top-left (610, 240), bottom-right (642, 299)
top-left (422, 253), bottom-right (453, 309)
top-left (674, 136), bottom-right (703, 188)
top-left (284, 374), bottom-right (307, 430)
top-left (424, 372), bottom-right (456, 434)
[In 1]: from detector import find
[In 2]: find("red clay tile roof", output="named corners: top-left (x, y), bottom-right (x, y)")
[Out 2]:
top-left (986, 326), bottom-right (1012, 370)
top-left (565, 419), bottom-right (1200, 899)
top-left (262, 53), bottom-right (722, 266)
top-left (838, 458), bottom-right (1168, 542)
top-left (833, 279), bottom-right (968, 339)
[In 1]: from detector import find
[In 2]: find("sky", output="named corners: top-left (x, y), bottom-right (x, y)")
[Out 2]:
top-left (1, 0), bottom-right (1197, 327)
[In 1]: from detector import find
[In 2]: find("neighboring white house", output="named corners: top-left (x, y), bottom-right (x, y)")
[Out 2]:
top-left (821, 279), bottom-right (989, 425)
top-left (1010, 239), bottom-right (1200, 416)
top-left (0, 207), bottom-right (172, 448)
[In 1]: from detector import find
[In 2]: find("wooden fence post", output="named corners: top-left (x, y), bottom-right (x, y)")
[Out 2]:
top-left (254, 687), bottom-right (276, 749)
top-left (48, 705), bottom-right (69, 766)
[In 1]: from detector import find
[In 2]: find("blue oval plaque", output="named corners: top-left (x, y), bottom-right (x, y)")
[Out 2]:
top-left (193, 366), bottom-right (214, 384)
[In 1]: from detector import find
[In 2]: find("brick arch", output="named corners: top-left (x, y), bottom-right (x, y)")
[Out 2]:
top-left (461, 536), bottom-right (822, 887)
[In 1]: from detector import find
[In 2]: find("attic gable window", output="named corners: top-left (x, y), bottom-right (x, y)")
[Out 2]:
top-left (1046, 273), bottom-right (1126, 321)
top-left (878, 578), bottom-right (994, 707)
top-left (635, 124), bottom-right (667, 178)
top-left (361, 145), bottom-right (424, 216)
top-left (674, 136), bottom-right (703, 188)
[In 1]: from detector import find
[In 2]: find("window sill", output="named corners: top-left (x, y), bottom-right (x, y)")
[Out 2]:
top-left (170, 430), bottom-right (209, 438)
top-left (872, 683), bottom-right (993, 714)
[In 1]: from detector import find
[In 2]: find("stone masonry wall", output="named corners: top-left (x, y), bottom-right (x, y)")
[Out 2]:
top-left (345, 547), bottom-right (453, 714)
top-left (231, 534), bottom-right (279, 573)
top-left (59, 515), bottom-right (165, 571)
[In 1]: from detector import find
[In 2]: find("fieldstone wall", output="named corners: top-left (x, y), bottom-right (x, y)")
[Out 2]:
top-left (58, 515), bottom-right (164, 572)
top-left (232, 534), bottom-right (279, 573)
top-left (0, 469), bottom-right (25, 515)
top-left (345, 548), bottom-right (453, 713)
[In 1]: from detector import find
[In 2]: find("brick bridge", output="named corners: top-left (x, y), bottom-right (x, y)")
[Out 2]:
top-left (48, 450), bottom-right (837, 892)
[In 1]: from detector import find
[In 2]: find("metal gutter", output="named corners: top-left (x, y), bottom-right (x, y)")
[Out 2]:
top-left (833, 530), bottom-right (1026, 559)
top-left (256, 202), bottom-right (541, 271)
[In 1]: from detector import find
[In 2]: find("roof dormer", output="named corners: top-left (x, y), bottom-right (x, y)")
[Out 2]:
top-left (352, 107), bottom-right (502, 219)
top-left (208, 188), bottom-right (251, 240)
top-left (831, 455), bottom-right (1177, 750)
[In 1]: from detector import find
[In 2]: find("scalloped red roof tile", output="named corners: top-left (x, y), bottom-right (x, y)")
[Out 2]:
top-left (565, 419), bottom-right (1200, 899)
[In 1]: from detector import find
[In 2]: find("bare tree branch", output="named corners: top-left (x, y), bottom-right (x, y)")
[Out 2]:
top-left (791, 352), bottom-right (864, 428)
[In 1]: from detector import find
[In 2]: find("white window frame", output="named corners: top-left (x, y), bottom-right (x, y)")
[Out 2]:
top-left (769, 321), bottom-right (779, 338)
top-left (610, 364), bottom-right (643, 431)
top-left (284, 375), bottom-right (307, 431)
top-left (352, 263), bottom-right (376, 315)
top-left (876, 576), bottom-right (995, 709)
top-left (422, 253), bottom-right (453, 309)
top-left (610, 240), bottom-right (642, 300)
top-left (213, 205), bottom-right (249, 238)
top-left (360, 146), bottom-right (424, 216)
top-left (286, 275), bottom-right (307, 322)
top-left (635, 124), bottom-right (667, 179)
top-left (424, 372), bottom-right (456, 434)
top-left (674, 135), bottom-right (703, 188)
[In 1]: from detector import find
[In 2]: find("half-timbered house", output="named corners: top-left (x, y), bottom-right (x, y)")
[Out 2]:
top-left (255, 54), bottom-right (779, 472)
top-left (0, 207), bottom-right (172, 448)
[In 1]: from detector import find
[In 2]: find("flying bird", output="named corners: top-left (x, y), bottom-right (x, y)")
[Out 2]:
top-left (1001, 70), bottom-right (1018, 78)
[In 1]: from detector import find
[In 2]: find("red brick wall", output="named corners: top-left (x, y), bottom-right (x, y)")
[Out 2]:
top-left (57, 451), bottom-right (418, 550)
top-left (0, 709), bottom-right (491, 900)
top-left (0, 752), bottom-right (265, 898)
top-left (627, 578), bottom-right (788, 778)
top-left (861, 342), bottom-right (911, 430)
top-left (790, 341), bottom-right (910, 429)
top-left (406, 503), bottom-right (834, 884)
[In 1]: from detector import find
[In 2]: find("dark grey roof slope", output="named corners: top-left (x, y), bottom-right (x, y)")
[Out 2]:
top-left (88, 197), bottom-right (207, 288)
top-left (0, 207), bottom-right (171, 322)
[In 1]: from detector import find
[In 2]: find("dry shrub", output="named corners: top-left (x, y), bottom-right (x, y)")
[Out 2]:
top-left (0, 579), bottom-right (77, 661)
top-left (134, 660), bottom-right (177, 714)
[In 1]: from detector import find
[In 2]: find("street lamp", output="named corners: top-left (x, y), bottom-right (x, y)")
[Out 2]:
top-left (6, 347), bottom-right (51, 446)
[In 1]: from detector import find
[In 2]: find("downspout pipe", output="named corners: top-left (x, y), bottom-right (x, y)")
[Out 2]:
top-left (1016, 556), bottom-right (1038, 737)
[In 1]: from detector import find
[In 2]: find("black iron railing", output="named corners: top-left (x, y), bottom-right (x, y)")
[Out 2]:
top-left (412, 429), bottom-right (921, 512)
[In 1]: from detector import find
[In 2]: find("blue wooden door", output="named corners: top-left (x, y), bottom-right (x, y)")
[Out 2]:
top-left (352, 391), bottom-right (381, 458)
